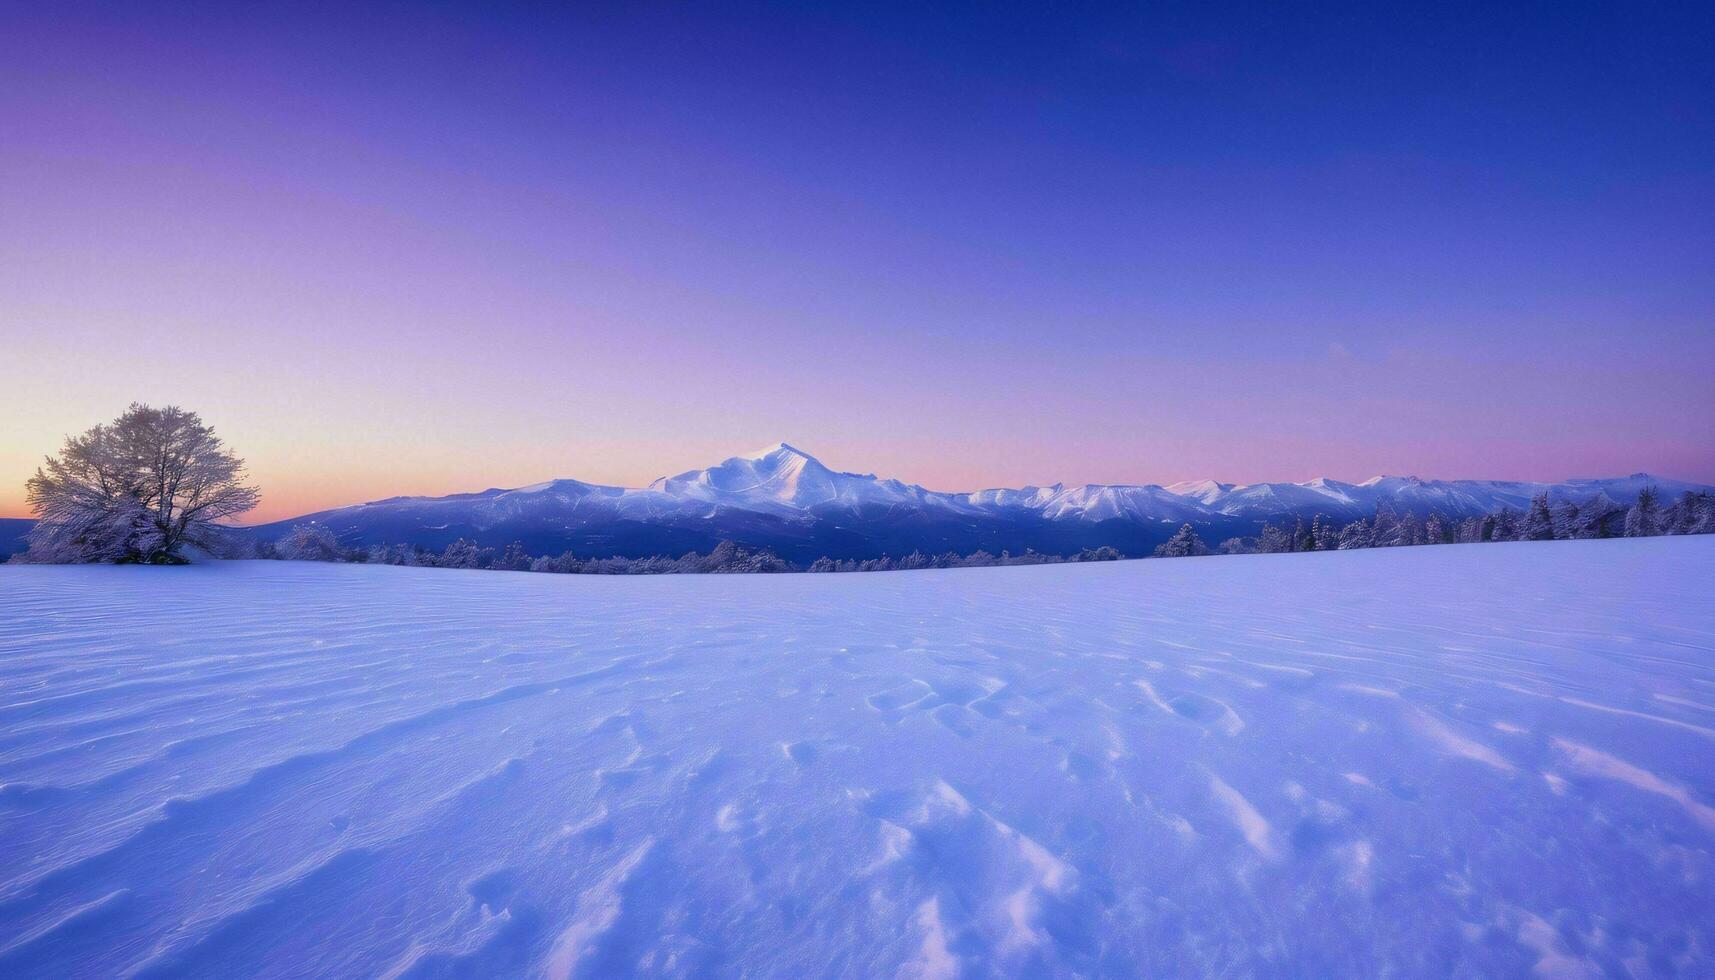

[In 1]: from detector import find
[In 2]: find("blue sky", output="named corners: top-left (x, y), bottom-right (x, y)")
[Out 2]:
top-left (3, 2), bottom-right (1711, 518)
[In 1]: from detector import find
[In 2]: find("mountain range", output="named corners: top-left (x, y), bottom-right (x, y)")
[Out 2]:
top-left (235, 443), bottom-right (1709, 563)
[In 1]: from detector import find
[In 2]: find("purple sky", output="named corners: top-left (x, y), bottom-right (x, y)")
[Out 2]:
top-left (3, 3), bottom-right (1712, 522)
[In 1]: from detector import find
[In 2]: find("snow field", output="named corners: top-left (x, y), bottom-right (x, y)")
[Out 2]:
top-left (1, 538), bottom-right (1713, 976)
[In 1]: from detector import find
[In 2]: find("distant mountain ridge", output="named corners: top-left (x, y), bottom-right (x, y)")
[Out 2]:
top-left (0, 518), bottom-right (30, 559)
top-left (239, 444), bottom-right (1712, 563)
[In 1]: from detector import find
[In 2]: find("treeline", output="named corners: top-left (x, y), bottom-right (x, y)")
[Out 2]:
top-left (265, 487), bottom-right (1714, 574)
top-left (267, 525), bottom-right (1126, 574)
top-left (1200, 487), bottom-right (1715, 556)
top-left (806, 547), bottom-right (1123, 572)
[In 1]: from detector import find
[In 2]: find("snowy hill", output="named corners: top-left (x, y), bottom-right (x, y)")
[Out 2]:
top-left (244, 444), bottom-right (1710, 560)
top-left (3, 538), bottom-right (1713, 975)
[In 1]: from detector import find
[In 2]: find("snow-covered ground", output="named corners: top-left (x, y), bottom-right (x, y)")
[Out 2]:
top-left (2, 539), bottom-right (1713, 977)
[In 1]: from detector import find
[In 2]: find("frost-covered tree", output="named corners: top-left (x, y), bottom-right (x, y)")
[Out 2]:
top-left (1424, 511), bottom-right (1449, 544)
top-left (1389, 511), bottom-right (1421, 547)
top-left (1457, 516), bottom-right (1485, 544)
top-left (531, 550), bottom-right (581, 573)
top-left (1663, 491), bottom-right (1715, 535)
top-left (366, 542), bottom-right (418, 565)
top-left (1337, 520), bottom-right (1372, 550)
top-left (1520, 494), bottom-right (1556, 541)
top-left (275, 524), bottom-right (343, 561)
top-left (1561, 494), bottom-right (1623, 539)
top-left (495, 542), bottom-right (532, 571)
top-left (1692, 492), bottom-right (1715, 533)
top-left (897, 551), bottom-right (932, 571)
top-left (1624, 485), bottom-right (1660, 538)
top-left (1256, 523), bottom-right (1294, 554)
top-left (1309, 514), bottom-right (1334, 551)
top-left (1490, 507), bottom-right (1520, 542)
top-left (439, 539), bottom-right (484, 569)
top-left (23, 404), bottom-right (259, 563)
top-left (1370, 504), bottom-right (1399, 547)
top-left (696, 540), bottom-right (792, 573)
top-left (1154, 524), bottom-right (1210, 558)
top-left (1551, 499), bottom-right (1582, 540)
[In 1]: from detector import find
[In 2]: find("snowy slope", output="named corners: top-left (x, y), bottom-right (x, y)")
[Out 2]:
top-left (1187, 478), bottom-right (1373, 519)
top-left (1028, 483), bottom-right (1211, 523)
top-left (1161, 478), bottom-right (1236, 506)
top-left (3, 539), bottom-right (1714, 976)
top-left (243, 443), bottom-right (1710, 560)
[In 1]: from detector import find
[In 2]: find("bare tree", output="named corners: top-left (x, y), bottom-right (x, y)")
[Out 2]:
top-left (24, 404), bottom-right (259, 563)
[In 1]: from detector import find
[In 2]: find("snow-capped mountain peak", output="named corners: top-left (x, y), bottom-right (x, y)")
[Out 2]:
top-left (737, 441), bottom-right (815, 462)
top-left (647, 442), bottom-right (919, 512)
top-left (1164, 479), bottom-right (1237, 505)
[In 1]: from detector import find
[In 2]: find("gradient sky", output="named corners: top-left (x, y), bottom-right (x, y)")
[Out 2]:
top-left (3, 2), bottom-right (1712, 523)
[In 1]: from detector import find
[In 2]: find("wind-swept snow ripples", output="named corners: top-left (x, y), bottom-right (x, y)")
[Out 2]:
top-left (2, 538), bottom-right (1713, 976)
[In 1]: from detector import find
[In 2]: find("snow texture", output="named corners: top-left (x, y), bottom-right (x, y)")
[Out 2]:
top-left (2, 538), bottom-right (1714, 977)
